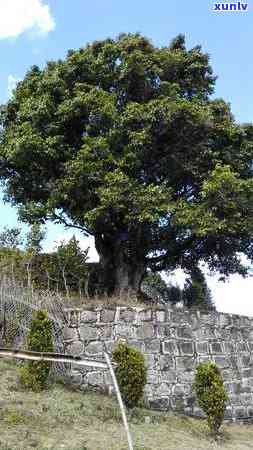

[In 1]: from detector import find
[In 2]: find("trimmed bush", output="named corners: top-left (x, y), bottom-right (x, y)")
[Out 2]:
top-left (193, 361), bottom-right (228, 437)
top-left (19, 309), bottom-right (53, 391)
top-left (112, 342), bottom-right (147, 408)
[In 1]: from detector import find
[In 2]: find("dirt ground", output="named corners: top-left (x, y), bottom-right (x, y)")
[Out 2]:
top-left (0, 359), bottom-right (253, 450)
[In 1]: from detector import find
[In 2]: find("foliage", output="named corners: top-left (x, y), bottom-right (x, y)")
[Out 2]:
top-left (19, 309), bottom-right (53, 391)
top-left (193, 362), bottom-right (228, 438)
top-left (142, 269), bottom-right (215, 310)
top-left (183, 266), bottom-right (215, 311)
top-left (0, 33), bottom-right (252, 294)
top-left (141, 271), bottom-right (182, 304)
top-left (0, 226), bottom-right (23, 249)
top-left (25, 223), bottom-right (46, 255)
top-left (112, 342), bottom-right (147, 408)
top-left (55, 236), bottom-right (89, 295)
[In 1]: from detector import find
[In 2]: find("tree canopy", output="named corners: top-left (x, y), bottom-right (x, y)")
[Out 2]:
top-left (0, 33), bottom-right (252, 295)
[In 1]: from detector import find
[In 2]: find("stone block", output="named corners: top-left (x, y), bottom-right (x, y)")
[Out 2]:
top-left (87, 371), bottom-right (104, 386)
top-left (241, 377), bottom-right (253, 393)
top-left (160, 370), bottom-right (177, 383)
top-left (80, 310), bottom-right (98, 323)
top-left (194, 327), bottom-right (215, 340)
top-left (184, 394), bottom-right (196, 408)
top-left (136, 323), bottom-right (155, 340)
top-left (79, 325), bottom-right (98, 341)
top-left (222, 369), bottom-right (233, 381)
top-left (240, 354), bottom-right (251, 368)
top-left (99, 325), bottom-right (113, 339)
top-left (237, 342), bottom-right (249, 353)
top-left (119, 308), bottom-right (136, 322)
top-left (70, 371), bottom-right (82, 385)
top-left (218, 313), bottom-right (231, 327)
top-left (177, 326), bottom-right (193, 340)
top-left (213, 356), bottom-right (230, 369)
top-left (234, 406), bottom-right (246, 420)
top-left (162, 340), bottom-right (179, 355)
top-left (115, 324), bottom-right (136, 339)
top-left (155, 310), bottom-right (166, 322)
top-left (160, 355), bottom-right (175, 371)
top-left (196, 341), bottom-right (209, 354)
top-left (176, 357), bottom-right (195, 371)
top-left (179, 341), bottom-right (194, 356)
top-left (224, 407), bottom-right (233, 420)
top-left (229, 356), bottom-right (240, 370)
top-left (197, 355), bottom-right (211, 364)
top-left (229, 394), bottom-right (242, 405)
top-left (144, 354), bottom-right (156, 369)
top-left (156, 382), bottom-right (171, 396)
top-left (223, 342), bottom-right (235, 353)
top-left (138, 309), bottom-right (152, 322)
top-left (242, 368), bottom-right (253, 378)
top-left (149, 397), bottom-right (170, 410)
top-left (66, 341), bottom-right (84, 356)
top-left (192, 407), bottom-right (205, 418)
top-left (210, 341), bottom-right (223, 354)
top-left (147, 370), bottom-right (159, 384)
top-left (143, 384), bottom-right (154, 398)
top-left (66, 309), bottom-right (81, 327)
top-left (177, 371), bottom-right (195, 383)
top-left (100, 309), bottom-right (116, 323)
top-left (230, 327), bottom-right (243, 340)
top-left (62, 326), bottom-right (78, 342)
top-left (240, 393), bottom-right (253, 405)
top-left (247, 406), bottom-right (253, 417)
top-left (247, 341), bottom-right (253, 351)
top-left (172, 384), bottom-right (190, 395)
top-left (171, 396), bottom-right (185, 412)
top-left (157, 325), bottom-right (176, 338)
top-left (144, 339), bottom-right (161, 354)
top-left (85, 341), bottom-right (104, 355)
top-left (224, 381), bottom-right (241, 395)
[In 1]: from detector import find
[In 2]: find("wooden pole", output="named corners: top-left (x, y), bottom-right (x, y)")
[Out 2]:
top-left (104, 352), bottom-right (134, 450)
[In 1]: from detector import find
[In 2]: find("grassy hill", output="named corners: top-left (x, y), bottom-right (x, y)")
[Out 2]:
top-left (0, 359), bottom-right (252, 450)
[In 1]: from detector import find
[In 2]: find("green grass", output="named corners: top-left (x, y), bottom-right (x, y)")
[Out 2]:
top-left (0, 359), bottom-right (253, 449)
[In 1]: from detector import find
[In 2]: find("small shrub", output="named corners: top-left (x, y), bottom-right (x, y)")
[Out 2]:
top-left (112, 342), bottom-right (147, 408)
top-left (193, 361), bottom-right (228, 438)
top-left (19, 309), bottom-right (53, 391)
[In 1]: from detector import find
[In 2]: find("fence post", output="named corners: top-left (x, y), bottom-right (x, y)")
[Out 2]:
top-left (104, 352), bottom-right (134, 450)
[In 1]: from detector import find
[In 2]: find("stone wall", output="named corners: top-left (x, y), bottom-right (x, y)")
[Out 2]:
top-left (63, 306), bottom-right (253, 422)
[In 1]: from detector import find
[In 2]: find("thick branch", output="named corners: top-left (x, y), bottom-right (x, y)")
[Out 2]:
top-left (51, 213), bottom-right (92, 236)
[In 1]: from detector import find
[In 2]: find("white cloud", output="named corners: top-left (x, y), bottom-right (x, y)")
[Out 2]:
top-left (0, 0), bottom-right (55, 40)
top-left (7, 74), bottom-right (20, 97)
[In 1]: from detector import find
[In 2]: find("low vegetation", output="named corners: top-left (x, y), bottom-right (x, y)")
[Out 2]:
top-left (0, 359), bottom-right (253, 450)
top-left (19, 310), bottom-right (53, 391)
top-left (194, 361), bottom-right (228, 438)
top-left (112, 342), bottom-right (147, 408)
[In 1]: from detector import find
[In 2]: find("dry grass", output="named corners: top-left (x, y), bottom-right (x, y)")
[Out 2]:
top-left (0, 360), bottom-right (253, 450)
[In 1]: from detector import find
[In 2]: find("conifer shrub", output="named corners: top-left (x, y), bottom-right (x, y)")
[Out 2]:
top-left (193, 361), bottom-right (228, 438)
top-left (112, 342), bottom-right (147, 408)
top-left (19, 309), bottom-right (53, 391)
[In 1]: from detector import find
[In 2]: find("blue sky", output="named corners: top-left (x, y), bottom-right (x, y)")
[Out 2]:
top-left (0, 0), bottom-right (252, 314)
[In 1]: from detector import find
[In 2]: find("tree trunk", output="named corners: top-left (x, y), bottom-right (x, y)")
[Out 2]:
top-left (94, 231), bottom-right (146, 297)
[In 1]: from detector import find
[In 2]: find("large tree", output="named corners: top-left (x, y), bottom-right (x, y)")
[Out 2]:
top-left (0, 34), bottom-right (252, 296)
